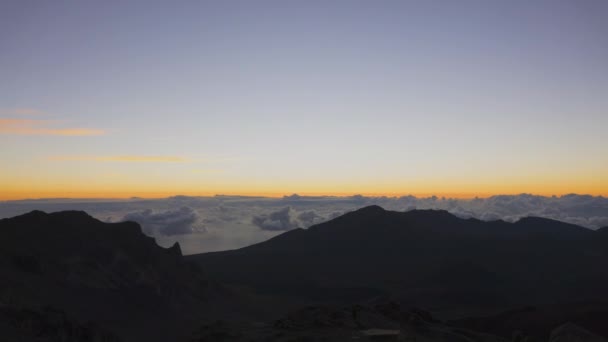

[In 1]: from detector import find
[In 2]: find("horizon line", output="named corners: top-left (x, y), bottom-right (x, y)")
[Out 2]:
top-left (1, 191), bottom-right (605, 202)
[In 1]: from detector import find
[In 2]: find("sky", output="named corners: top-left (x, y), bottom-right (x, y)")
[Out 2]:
top-left (1, 0), bottom-right (607, 200)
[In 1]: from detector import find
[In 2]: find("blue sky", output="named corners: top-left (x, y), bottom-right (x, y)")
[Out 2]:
top-left (1, 0), bottom-right (607, 198)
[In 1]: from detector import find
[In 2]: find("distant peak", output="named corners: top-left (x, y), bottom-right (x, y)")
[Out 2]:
top-left (50, 210), bottom-right (92, 217)
top-left (25, 209), bottom-right (47, 216)
top-left (48, 210), bottom-right (97, 222)
top-left (19, 210), bottom-right (93, 218)
top-left (29, 209), bottom-right (46, 214)
top-left (404, 209), bottom-right (456, 218)
top-left (8, 210), bottom-right (99, 226)
top-left (326, 205), bottom-right (387, 224)
top-left (355, 205), bottom-right (385, 213)
top-left (9, 210), bottom-right (49, 221)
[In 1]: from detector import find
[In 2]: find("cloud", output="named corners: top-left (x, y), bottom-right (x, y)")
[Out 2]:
top-left (0, 108), bottom-right (46, 116)
top-left (328, 211), bottom-right (344, 219)
top-left (252, 206), bottom-right (330, 231)
top-left (0, 118), bottom-right (104, 136)
top-left (2, 193), bottom-right (608, 255)
top-left (252, 206), bottom-right (301, 231)
top-left (48, 155), bottom-right (187, 162)
top-left (297, 210), bottom-right (325, 227)
top-left (426, 193), bottom-right (608, 228)
top-left (123, 206), bottom-right (203, 236)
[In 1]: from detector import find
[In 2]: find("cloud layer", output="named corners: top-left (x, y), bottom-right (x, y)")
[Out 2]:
top-left (2, 193), bottom-right (607, 255)
top-left (252, 206), bottom-right (302, 231)
top-left (123, 206), bottom-right (203, 236)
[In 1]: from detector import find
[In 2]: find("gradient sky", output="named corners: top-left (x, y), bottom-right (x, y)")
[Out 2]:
top-left (1, 0), bottom-right (607, 199)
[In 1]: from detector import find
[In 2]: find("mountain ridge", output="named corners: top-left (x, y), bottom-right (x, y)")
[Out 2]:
top-left (0, 210), bottom-right (218, 341)
top-left (2, 208), bottom-right (607, 341)
top-left (189, 205), bottom-right (608, 317)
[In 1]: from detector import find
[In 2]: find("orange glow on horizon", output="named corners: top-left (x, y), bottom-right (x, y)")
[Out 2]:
top-left (2, 167), bottom-right (607, 201)
top-left (0, 118), bottom-right (104, 136)
top-left (2, 187), bottom-right (607, 201)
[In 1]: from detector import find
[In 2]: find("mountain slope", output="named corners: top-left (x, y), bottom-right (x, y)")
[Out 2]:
top-left (451, 302), bottom-right (608, 341)
top-left (188, 206), bottom-right (608, 316)
top-left (0, 210), bottom-right (217, 342)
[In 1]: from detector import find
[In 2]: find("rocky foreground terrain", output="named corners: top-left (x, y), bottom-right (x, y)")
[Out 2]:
top-left (0, 210), bottom-right (229, 341)
top-left (190, 302), bottom-right (607, 342)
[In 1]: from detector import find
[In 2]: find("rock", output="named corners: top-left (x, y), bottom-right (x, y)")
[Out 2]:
top-left (550, 322), bottom-right (607, 342)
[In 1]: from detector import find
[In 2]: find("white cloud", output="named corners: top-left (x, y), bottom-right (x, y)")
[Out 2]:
top-left (252, 206), bottom-right (300, 231)
top-left (123, 206), bottom-right (204, 236)
top-left (2, 193), bottom-right (608, 255)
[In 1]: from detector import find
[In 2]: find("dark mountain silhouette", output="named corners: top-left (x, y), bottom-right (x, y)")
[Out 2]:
top-left (2, 208), bottom-right (608, 341)
top-left (189, 206), bottom-right (608, 318)
top-left (0, 210), bottom-right (228, 342)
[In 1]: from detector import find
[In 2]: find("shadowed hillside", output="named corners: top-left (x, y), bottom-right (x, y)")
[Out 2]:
top-left (2, 208), bottom-right (608, 341)
top-left (0, 211), bottom-right (227, 341)
top-left (189, 206), bottom-right (608, 317)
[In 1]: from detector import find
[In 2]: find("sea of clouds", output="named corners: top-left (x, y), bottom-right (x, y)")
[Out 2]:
top-left (1, 193), bottom-right (607, 255)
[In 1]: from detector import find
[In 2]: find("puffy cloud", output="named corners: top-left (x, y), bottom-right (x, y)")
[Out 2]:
top-left (455, 194), bottom-right (608, 228)
top-left (479, 211), bottom-right (502, 221)
top-left (297, 210), bottom-right (325, 227)
top-left (123, 206), bottom-right (203, 236)
top-left (449, 207), bottom-right (476, 219)
top-left (252, 206), bottom-right (337, 231)
top-left (252, 206), bottom-right (300, 231)
top-left (328, 211), bottom-right (344, 220)
top-left (3, 193), bottom-right (608, 255)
